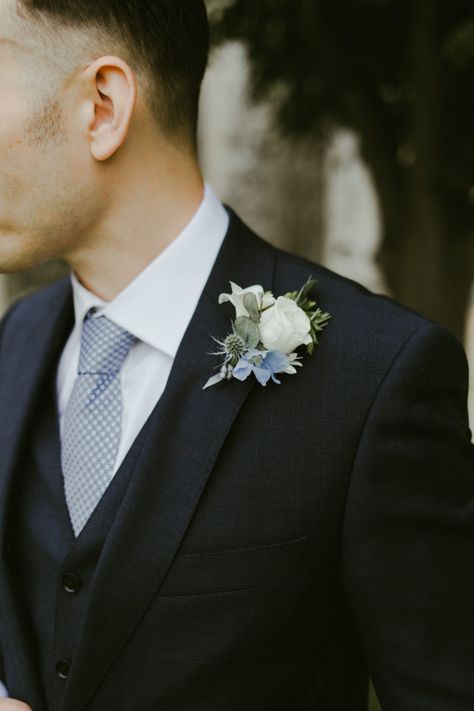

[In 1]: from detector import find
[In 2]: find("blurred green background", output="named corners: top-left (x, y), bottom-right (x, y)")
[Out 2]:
top-left (209, 0), bottom-right (474, 343)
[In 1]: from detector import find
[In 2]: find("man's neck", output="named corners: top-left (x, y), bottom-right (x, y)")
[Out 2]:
top-left (64, 158), bottom-right (205, 302)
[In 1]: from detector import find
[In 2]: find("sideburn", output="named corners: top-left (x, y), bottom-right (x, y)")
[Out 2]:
top-left (24, 92), bottom-right (67, 147)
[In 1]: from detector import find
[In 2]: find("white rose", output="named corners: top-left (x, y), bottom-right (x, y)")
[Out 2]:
top-left (259, 296), bottom-right (312, 354)
top-left (218, 282), bottom-right (275, 318)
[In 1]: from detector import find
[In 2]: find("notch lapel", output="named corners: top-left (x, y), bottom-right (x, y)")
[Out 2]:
top-left (59, 209), bottom-right (276, 711)
top-left (0, 278), bottom-right (74, 711)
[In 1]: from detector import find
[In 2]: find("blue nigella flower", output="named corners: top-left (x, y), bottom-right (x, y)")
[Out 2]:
top-left (232, 349), bottom-right (290, 386)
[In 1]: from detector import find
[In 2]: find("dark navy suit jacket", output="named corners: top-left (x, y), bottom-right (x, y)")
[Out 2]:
top-left (0, 207), bottom-right (473, 710)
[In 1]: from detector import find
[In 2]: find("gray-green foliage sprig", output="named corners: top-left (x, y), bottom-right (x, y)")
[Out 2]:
top-left (285, 276), bottom-right (331, 355)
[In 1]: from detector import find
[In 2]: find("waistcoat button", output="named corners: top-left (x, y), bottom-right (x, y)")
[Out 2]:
top-left (62, 572), bottom-right (82, 594)
top-left (56, 658), bottom-right (71, 679)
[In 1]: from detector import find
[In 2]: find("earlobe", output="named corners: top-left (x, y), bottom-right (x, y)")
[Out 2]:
top-left (86, 57), bottom-right (137, 162)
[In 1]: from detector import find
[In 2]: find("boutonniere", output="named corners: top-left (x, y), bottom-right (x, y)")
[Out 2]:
top-left (203, 276), bottom-right (331, 389)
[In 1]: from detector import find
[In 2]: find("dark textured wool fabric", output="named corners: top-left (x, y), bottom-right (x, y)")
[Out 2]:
top-left (6, 357), bottom-right (156, 711)
top-left (0, 207), bottom-right (473, 711)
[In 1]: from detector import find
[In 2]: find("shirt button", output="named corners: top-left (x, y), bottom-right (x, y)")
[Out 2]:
top-left (62, 573), bottom-right (82, 594)
top-left (56, 659), bottom-right (71, 679)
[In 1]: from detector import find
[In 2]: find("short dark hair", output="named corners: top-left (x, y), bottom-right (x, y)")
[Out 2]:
top-left (17, 0), bottom-right (210, 149)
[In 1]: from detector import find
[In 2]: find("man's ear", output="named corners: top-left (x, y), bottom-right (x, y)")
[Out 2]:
top-left (83, 56), bottom-right (137, 161)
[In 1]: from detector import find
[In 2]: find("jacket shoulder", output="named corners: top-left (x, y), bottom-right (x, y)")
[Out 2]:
top-left (0, 275), bottom-right (71, 339)
top-left (247, 226), bottom-right (456, 346)
top-left (226, 207), bottom-right (465, 378)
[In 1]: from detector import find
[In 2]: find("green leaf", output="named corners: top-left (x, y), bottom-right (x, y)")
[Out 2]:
top-left (310, 309), bottom-right (331, 327)
top-left (234, 316), bottom-right (260, 349)
top-left (243, 292), bottom-right (260, 323)
top-left (295, 276), bottom-right (317, 305)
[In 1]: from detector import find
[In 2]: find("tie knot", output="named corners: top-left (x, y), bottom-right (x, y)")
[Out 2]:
top-left (78, 310), bottom-right (137, 375)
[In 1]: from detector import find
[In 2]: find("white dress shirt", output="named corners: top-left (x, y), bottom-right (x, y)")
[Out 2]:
top-left (56, 182), bottom-right (229, 474)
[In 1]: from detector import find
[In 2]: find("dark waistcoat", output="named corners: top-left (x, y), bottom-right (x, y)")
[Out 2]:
top-left (6, 361), bottom-right (154, 711)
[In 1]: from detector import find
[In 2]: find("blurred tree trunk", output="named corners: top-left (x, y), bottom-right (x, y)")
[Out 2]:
top-left (359, 0), bottom-right (474, 341)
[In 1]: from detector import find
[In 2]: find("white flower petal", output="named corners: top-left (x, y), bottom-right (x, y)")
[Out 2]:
top-left (218, 283), bottom-right (265, 318)
top-left (259, 297), bottom-right (312, 353)
top-left (262, 292), bottom-right (276, 309)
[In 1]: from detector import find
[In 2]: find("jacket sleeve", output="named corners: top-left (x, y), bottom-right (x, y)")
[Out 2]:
top-left (339, 322), bottom-right (474, 710)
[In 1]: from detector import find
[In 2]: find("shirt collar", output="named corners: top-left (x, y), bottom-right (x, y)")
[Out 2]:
top-left (70, 182), bottom-right (230, 358)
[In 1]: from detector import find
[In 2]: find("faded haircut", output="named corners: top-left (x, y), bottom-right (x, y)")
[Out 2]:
top-left (13, 0), bottom-right (210, 151)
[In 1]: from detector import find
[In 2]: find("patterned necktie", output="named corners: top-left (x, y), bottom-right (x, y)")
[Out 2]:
top-left (61, 308), bottom-right (138, 538)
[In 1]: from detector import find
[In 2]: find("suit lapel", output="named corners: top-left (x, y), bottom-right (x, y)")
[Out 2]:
top-left (0, 277), bottom-right (74, 711)
top-left (59, 208), bottom-right (276, 711)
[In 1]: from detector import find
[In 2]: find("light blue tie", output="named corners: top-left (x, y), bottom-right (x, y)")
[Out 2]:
top-left (61, 308), bottom-right (138, 538)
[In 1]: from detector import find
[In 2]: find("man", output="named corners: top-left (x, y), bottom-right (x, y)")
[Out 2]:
top-left (0, 0), bottom-right (472, 709)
